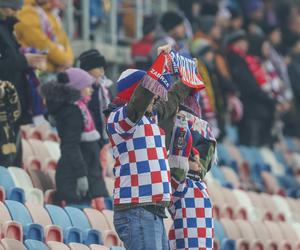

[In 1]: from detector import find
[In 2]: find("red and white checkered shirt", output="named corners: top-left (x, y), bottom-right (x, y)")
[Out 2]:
top-left (107, 105), bottom-right (171, 205)
top-left (168, 177), bottom-right (214, 250)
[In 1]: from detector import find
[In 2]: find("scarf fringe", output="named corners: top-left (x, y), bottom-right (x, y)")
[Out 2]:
top-left (182, 95), bottom-right (201, 117)
top-left (141, 74), bottom-right (168, 101)
top-left (168, 155), bottom-right (189, 172)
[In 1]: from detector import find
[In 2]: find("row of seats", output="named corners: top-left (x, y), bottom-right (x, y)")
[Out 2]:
top-left (0, 200), bottom-right (122, 248)
top-left (21, 124), bottom-right (59, 143)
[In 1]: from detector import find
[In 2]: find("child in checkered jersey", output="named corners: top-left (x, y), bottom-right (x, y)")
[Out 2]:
top-left (168, 110), bottom-right (217, 250)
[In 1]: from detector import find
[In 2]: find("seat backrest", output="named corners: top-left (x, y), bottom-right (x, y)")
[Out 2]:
top-left (260, 193), bottom-right (279, 212)
top-left (221, 187), bottom-right (239, 206)
top-left (22, 139), bottom-right (35, 163)
top-left (28, 139), bottom-right (52, 159)
top-left (220, 218), bottom-right (242, 240)
top-left (24, 239), bottom-right (49, 250)
top-left (69, 243), bottom-right (90, 250)
top-left (0, 166), bottom-right (15, 190)
top-left (8, 167), bottom-right (34, 190)
top-left (233, 189), bottom-right (253, 208)
top-left (47, 241), bottom-right (69, 250)
top-left (101, 210), bottom-right (115, 231)
top-left (5, 200), bottom-right (33, 226)
top-left (292, 223), bottom-right (300, 240)
top-left (264, 221), bottom-right (284, 240)
top-left (104, 177), bottom-right (114, 197)
top-left (43, 141), bottom-right (61, 161)
top-left (0, 238), bottom-right (26, 250)
top-left (250, 220), bottom-right (271, 240)
top-left (0, 201), bottom-right (12, 224)
top-left (221, 167), bottom-right (240, 188)
top-left (235, 219), bottom-right (256, 239)
top-left (26, 203), bottom-right (52, 227)
top-left (247, 191), bottom-right (265, 209)
top-left (225, 143), bottom-right (244, 165)
top-left (214, 219), bottom-right (227, 242)
top-left (272, 195), bottom-right (292, 219)
top-left (261, 172), bottom-right (280, 194)
top-left (83, 208), bottom-right (110, 232)
top-left (90, 245), bottom-right (110, 250)
top-left (278, 222), bottom-right (299, 242)
top-left (64, 206), bottom-right (91, 230)
top-left (206, 183), bottom-right (226, 205)
top-left (45, 204), bottom-right (72, 229)
top-left (27, 169), bottom-right (54, 192)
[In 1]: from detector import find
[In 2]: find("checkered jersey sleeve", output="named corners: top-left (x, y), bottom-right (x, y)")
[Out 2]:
top-left (107, 106), bottom-right (138, 137)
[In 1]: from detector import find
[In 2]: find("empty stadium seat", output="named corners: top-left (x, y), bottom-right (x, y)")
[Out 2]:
top-left (8, 167), bottom-right (44, 205)
top-left (0, 238), bottom-right (26, 250)
top-left (278, 222), bottom-right (300, 249)
top-left (64, 206), bottom-right (102, 245)
top-left (272, 195), bottom-right (294, 221)
top-left (232, 189), bottom-right (258, 220)
top-left (26, 203), bottom-right (63, 242)
top-left (22, 139), bottom-right (41, 170)
top-left (220, 218), bottom-right (249, 250)
top-left (260, 193), bottom-right (286, 221)
top-left (27, 139), bottom-right (57, 170)
top-left (24, 239), bottom-right (49, 250)
top-left (27, 169), bottom-right (54, 193)
top-left (46, 204), bottom-right (82, 243)
top-left (261, 171), bottom-right (284, 195)
top-left (69, 243), bottom-right (90, 250)
top-left (0, 202), bottom-right (23, 241)
top-left (247, 191), bottom-right (273, 220)
top-left (84, 208), bottom-right (120, 247)
top-left (90, 245), bottom-right (110, 250)
top-left (5, 200), bottom-right (44, 241)
top-left (0, 166), bottom-right (15, 193)
top-left (6, 187), bottom-right (25, 203)
top-left (43, 141), bottom-right (61, 162)
top-left (47, 241), bottom-right (69, 250)
top-left (221, 167), bottom-right (241, 188)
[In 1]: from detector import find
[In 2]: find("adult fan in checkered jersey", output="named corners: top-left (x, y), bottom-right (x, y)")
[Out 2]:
top-left (105, 45), bottom-right (196, 250)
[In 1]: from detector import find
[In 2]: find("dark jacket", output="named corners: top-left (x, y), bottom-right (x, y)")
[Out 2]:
top-left (288, 55), bottom-right (300, 108)
top-left (0, 18), bottom-right (31, 127)
top-left (227, 50), bottom-right (276, 120)
top-left (41, 82), bottom-right (108, 204)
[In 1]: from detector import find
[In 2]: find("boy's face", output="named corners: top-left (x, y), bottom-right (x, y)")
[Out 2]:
top-left (189, 155), bottom-right (201, 172)
top-left (170, 23), bottom-right (186, 40)
top-left (88, 67), bottom-right (105, 79)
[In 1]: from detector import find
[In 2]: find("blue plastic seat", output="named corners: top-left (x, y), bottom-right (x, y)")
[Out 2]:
top-left (46, 204), bottom-right (82, 243)
top-left (24, 239), bottom-right (48, 250)
top-left (6, 187), bottom-right (25, 203)
top-left (5, 200), bottom-right (43, 241)
top-left (64, 206), bottom-right (103, 245)
top-left (214, 219), bottom-right (235, 250)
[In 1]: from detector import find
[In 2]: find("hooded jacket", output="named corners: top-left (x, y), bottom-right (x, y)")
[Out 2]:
top-left (41, 82), bottom-right (108, 204)
top-left (15, 1), bottom-right (74, 72)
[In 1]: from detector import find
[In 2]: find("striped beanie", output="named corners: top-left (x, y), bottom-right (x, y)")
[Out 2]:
top-left (114, 69), bottom-right (146, 104)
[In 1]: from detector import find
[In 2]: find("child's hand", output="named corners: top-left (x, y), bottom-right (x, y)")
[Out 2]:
top-left (157, 44), bottom-right (172, 55)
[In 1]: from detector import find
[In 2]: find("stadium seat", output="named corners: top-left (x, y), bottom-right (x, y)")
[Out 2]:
top-left (64, 206), bottom-right (102, 244)
top-left (8, 167), bottom-right (44, 205)
top-left (210, 166), bottom-right (230, 187)
top-left (232, 189), bottom-right (258, 220)
top-left (5, 200), bottom-right (44, 241)
top-left (69, 242), bottom-right (90, 250)
top-left (261, 171), bottom-right (284, 195)
top-left (0, 238), bottom-right (26, 250)
top-left (84, 208), bottom-right (120, 247)
top-left (260, 193), bottom-right (285, 221)
top-left (22, 139), bottom-right (41, 170)
top-left (235, 220), bottom-right (264, 250)
top-left (220, 218), bottom-right (249, 250)
top-left (47, 241), bottom-right (69, 250)
top-left (24, 239), bottom-right (49, 250)
top-left (0, 166), bottom-right (15, 193)
top-left (90, 245), bottom-right (110, 250)
top-left (26, 203), bottom-right (63, 242)
top-left (46, 204), bottom-right (82, 243)
top-left (272, 195), bottom-right (294, 221)
top-left (0, 202), bottom-right (23, 241)
top-left (247, 191), bottom-right (273, 220)
top-left (220, 167), bottom-right (241, 188)
top-left (27, 139), bottom-right (57, 171)
top-left (27, 169), bottom-right (54, 193)
top-left (0, 243), bottom-right (4, 250)
top-left (104, 177), bottom-right (114, 197)
top-left (278, 222), bottom-right (300, 249)
top-left (6, 187), bottom-right (25, 203)
top-left (264, 221), bottom-right (293, 250)
top-left (292, 223), bottom-right (300, 240)
top-left (260, 147), bottom-right (285, 175)
top-left (43, 141), bottom-right (61, 162)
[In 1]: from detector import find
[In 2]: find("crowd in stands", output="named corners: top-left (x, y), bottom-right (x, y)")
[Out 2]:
top-left (0, 0), bottom-right (300, 249)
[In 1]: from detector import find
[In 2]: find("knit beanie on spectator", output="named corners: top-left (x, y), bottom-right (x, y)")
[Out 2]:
top-left (57, 68), bottom-right (94, 91)
top-left (79, 49), bottom-right (106, 71)
top-left (0, 0), bottom-right (23, 9)
top-left (160, 11), bottom-right (184, 32)
top-left (143, 15), bottom-right (157, 36)
top-left (114, 69), bottom-right (146, 104)
top-left (197, 15), bottom-right (216, 35)
top-left (225, 29), bottom-right (247, 46)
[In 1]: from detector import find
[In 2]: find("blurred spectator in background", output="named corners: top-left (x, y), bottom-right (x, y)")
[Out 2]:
top-left (227, 30), bottom-right (276, 147)
top-left (131, 15), bottom-right (157, 70)
top-left (90, 0), bottom-right (110, 30)
top-left (285, 35), bottom-right (300, 138)
top-left (79, 49), bottom-right (113, 176)
top-left (152, 11), bottom-right (189, 59)
top-left (41, 68), bottom-right (109, 207)
top-left (244, 0), bottom-right (265, 36)
top-left (15, 0), bottom-right (74, 72)
top-left (0, 81), bottom-right (20, 167)
top-left (0, 0), bottom-right (46, 166)
top-left (226, 6), bottom-right (244, 32)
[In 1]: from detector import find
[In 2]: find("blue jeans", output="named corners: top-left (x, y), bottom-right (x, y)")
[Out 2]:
top-left (114, 207), bottom-right (169, 250)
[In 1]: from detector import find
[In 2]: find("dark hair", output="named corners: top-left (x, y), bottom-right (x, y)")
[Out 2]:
top-left (57, 72), bottom-right (69, 84)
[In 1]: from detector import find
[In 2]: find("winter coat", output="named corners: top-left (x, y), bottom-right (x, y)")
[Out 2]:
top-left (227, 49), bottom-right (276, 121)
top-left (0, 18), bottom-right (31, 127)
top-left (15, 4), bottom-right (74, 72)
top-left (41, 82), bottom-right (108, 204)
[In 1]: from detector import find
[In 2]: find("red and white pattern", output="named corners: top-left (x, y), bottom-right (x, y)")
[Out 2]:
top-left (169, 177), bottom-right (214, 250)
top-left (107, 106), bottom-right (171, 205)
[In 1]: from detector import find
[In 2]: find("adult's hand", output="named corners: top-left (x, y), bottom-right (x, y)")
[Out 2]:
top-left (25, 53), bottom-right (47, 71)
top-left (157, 44), bottom-right (172, 55)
